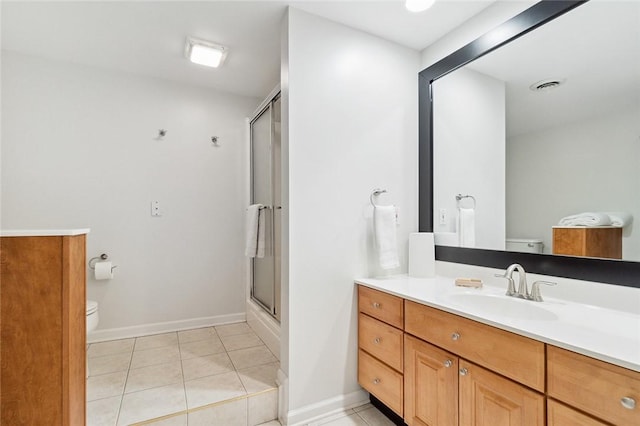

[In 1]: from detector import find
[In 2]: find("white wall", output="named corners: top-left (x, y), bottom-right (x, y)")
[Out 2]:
top-left (433, 68), bottom-right (505, 249)
top-left (282, 7), bottom-right (419, 423)
top-left (1, 52), bottom-right (259, 335)
top-left (507, 106), bottom-right (640, 259)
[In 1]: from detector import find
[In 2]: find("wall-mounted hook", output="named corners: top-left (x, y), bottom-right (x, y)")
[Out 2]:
top-left (158, 129), bottom-right (167, 138)
top-left (211, 136), bottom-right (219, 146)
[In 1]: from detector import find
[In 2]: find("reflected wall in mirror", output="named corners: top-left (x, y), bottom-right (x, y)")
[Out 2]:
top-left (431, 0), bottom-right (640, 261)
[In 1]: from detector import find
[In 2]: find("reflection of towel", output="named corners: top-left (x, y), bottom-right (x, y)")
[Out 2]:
top-left (245, 204), bottom-right (265, 258)
top-left (605, 212), bottom-right (633, 228)
top-left (558, 212), bottom-right (612, 226)
top-left (458, 208), bottom-right (475, 248)
top-left (374, 205), bottom-right (399, 270)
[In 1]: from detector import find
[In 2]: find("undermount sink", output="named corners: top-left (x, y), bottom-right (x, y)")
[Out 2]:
top-left (445, 292), bottom-right (558, 321)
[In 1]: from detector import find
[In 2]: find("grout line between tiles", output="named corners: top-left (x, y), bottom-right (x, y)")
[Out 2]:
top-left (114, 338), bottom-right (136, 426)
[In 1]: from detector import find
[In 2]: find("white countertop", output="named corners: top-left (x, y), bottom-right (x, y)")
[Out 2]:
top-left (356, 275), bottom-right (640, 372)
top-left (1, 229), bottom-right (90, 237)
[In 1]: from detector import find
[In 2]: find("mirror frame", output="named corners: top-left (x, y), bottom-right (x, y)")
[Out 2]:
top-left (418, 0), bottom-right (640, 288)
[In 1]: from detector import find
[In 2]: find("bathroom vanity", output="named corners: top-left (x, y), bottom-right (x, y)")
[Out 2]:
top-left (1, 230), bottom-right (88, 425)
top-left (356, 276), bottom-right (640, 426)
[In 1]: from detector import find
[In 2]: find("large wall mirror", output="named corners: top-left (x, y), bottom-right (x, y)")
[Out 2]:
top-left (419, 0), bottom-right (640, 287)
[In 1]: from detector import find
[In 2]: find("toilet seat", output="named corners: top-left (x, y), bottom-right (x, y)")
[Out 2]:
top-left (86, 300), bottom-right (98, 315)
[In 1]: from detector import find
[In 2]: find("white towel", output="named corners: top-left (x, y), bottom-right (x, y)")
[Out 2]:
top-left (558, 212), bottom-right (612, 226)
top-left (374, 205), bottom-right (400, 270)
top-left (458, 208), bottom-right (476, 248)
top-left (605, 212), bottom-right (633, 228)
top-left (245, 204), bottom-right (266, 258)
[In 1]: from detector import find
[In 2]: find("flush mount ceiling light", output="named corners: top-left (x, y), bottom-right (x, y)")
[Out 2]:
top-left (406, 0), bottom-right (436, 13)
top-left (529, 78), bottom-right (566, 92)
top-left (185, 37), bottom-right (227, 68)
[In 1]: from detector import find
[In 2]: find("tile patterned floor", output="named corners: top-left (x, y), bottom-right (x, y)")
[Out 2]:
top-left (86, 322), bottom-right (279, 426)
top-left (310, 404), bottom-right (396, 426)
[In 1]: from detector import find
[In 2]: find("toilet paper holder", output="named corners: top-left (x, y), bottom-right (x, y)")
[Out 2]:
top-left (88, 253), bottom-right (118, 272)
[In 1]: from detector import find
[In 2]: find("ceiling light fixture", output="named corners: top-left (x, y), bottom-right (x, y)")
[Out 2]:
top-left (406, 0), bottom-right (436, 13)
top-left (185, 37), bottom-right (227, 68)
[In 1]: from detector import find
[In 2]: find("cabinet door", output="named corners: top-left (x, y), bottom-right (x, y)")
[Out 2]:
top-left (459, 360), bottom-right (544, 426)
top-left (404, 335), bottom-right (458, 426)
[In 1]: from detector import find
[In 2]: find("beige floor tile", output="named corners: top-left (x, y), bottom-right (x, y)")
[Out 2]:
top-left (88, 352), bottom-right (132, 377)
top-left (135, 332), bottom-right (179, 351)
top-left (318, 413), bottom-right (368, 426)
top-left (179, 335), bottom-right (226, 359)
top-left (220, 331), bottom-right (264, 351)
top-left (215, 322), bottom-right (253, 337)
top-left (125, 361), bottom-right (183, 394)
top-left (184, 371), bottom-right (247, 409)
top-left (256, 421), bottom-right (281, 426)
top-left (88, 339), bottom-right (135, 358)
top-left (188, 398), bottom-right (247, 426)
top-left (352, 403), bottom-right (372, 413)
top-left (117, 383), bottom-right (186, 426)
top-left (140, 413), bottom-right (187, 425)
top-left (237, 362), bottom-right (278, 393)
top-left (86, 395), bottom-right (121, 426)
top-left (181, 352), bottom-right (235, 381)
top-left (87, 370), bottom-right (128, 401)
top-left (248, 389), bottom-right (278, 426)
top-left (130, 345), bottom-right (181, 369)
top-left (355, 406), bottom-right (395, 426)
top-left (177, 327), bottom-right (215, 344)
top-left (228, 345), bottom-right (277, 370)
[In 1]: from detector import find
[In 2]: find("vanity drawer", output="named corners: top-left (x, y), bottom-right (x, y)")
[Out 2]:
top-left (404, 300), bottom-right (545, 391)
top-left (358, 313), bottom-right (403, 372)
top-left (547, 346), bottom-right (640, 425)
top-left (547, 400), bottom-right (609, 426)
top-left (358, 349), bottom-right (403, 416)
top-left (358, 285), bottom-right (403, 329)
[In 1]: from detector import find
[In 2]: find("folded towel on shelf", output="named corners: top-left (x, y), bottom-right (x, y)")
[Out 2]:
top-left (558, 212), bottom-right (612, 226)
top-left (458, 208), bottom-right (476, 248)
top-left (605, 212), bottom-right (634, 228)
top-left (374, 205), bottom-right (400, 270)
top-left (245, 204), bottom-right (266, 258)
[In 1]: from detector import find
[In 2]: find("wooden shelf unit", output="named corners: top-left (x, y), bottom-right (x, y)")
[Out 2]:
top-left (552, 226), bottom-right (622, 259)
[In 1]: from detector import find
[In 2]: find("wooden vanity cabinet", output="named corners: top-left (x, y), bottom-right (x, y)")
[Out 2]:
top-left (1, 234), bottom-right (86, 426)
top-left (404, 303), bottom-right (544, 426)
top-left (357, 286), bottom-right (404, 416)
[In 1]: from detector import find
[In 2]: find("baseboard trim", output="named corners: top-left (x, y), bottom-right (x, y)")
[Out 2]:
top-left (87, 312), bottom-right (246, 343)
top-left (246, 299), bottom-right (281, 359)
top-left (285, 389), bottom-right (369, 426)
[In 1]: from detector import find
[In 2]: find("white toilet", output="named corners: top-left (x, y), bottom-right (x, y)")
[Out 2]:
top-left (506, 238), bottom-right (543, 254)
top-left (87, 300), bottom-right (99, 333)
top-left (86, 300), bottom-right (99, 378)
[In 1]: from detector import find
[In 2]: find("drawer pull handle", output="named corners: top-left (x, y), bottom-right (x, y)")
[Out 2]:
top-left (459, 368), bottom-right (468, 376)
top-left (451, 332), bottom-right (461, 341)
top-left (373, 378), bottom-right (381, 385)
top-left (444, 360), bottom-right (453, 368)
top-left (372, 302), bottom-right (381, 309)
top-left (621, 397), bottom-right (636, 410)
top-left (373, 337), bottom-right (381, 344)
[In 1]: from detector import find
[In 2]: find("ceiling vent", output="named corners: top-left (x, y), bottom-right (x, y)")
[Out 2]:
top-left (529, 79), bottom-right (565, 92)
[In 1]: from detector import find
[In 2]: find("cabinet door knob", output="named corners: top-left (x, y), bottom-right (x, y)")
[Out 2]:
top-left (372, 302), bottom-right (381, 309)
top-left (373, 337), bottom-right (381, 344)
top-left (373, 378), bottom-right (381, 385)
top-left (451, 332), bottom-right (461, 341)
top-left (621, 396), bottom-right (636, 410)
top-left (444, 359), bottom-right (453, 368)
top-left (459, 368), bottom-right (468, 376)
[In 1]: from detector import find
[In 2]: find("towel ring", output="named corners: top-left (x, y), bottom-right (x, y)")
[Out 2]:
top-left (456, 194), bottom-right (476, 209)
top-left (370, 188), bottom-right (388, 208)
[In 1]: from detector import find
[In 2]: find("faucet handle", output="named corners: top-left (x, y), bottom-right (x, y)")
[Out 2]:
top-left (529, 281), bottom-right (557, 302)
top-left (494, 273), bottom-right (517, 296)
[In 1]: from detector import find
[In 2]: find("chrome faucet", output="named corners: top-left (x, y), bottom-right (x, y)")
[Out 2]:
top-left (495, 263), bottom-right (529, 298)
top-left (495, 264), bottom-right (557, 302)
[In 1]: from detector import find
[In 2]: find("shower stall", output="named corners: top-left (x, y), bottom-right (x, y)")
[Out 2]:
top-left (249, 90), bottom-right (281, 321)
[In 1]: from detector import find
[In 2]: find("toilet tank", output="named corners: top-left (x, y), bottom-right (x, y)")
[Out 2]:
top-left (506, 238), bottom-right (543, 254)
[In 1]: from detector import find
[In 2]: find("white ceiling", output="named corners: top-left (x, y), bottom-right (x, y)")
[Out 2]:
top-left (1, 0), bottom-right (493, 99)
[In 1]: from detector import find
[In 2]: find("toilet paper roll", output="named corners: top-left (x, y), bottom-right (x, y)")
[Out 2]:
top-left (94, 261), bottom-right (114, 280)
top-left (408, 232), bottom-right (435, 278)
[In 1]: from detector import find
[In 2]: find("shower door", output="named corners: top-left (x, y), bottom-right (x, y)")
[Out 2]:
top-left (250, 93), bottom-right (281, 321)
